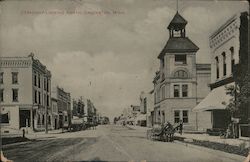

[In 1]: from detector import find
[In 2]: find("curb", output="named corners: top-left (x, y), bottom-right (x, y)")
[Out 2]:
top-left (174, 140), bottom-right (245, 161)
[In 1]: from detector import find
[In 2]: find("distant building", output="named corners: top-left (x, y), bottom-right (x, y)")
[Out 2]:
top-left (51, 97), bottom-right (59, 129)
top-left (153, 12), bottom-right (212, 131)
top-left (0, 54), bottom-right (51, 132)
top-left (52, 86), bottom-right (71, 129)
top-left (139, 91), bottom-right (154, 127)
top-left (194, 12), bottom-right (249, 137)
top-left (72, 97), bottom-right (85, 118)
top-left (87, 99), bottom-right (97, 123)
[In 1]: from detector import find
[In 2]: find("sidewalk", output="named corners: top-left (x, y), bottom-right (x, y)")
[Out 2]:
top-left (126, 124), bottom-right (250, 156)
top-left (175, 133), bottom-right (250, 148)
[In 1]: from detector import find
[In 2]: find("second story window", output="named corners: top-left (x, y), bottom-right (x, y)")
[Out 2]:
top-left (12, 89), bottom-right (18, 102)
top-left (34, 90), bottom-right (37, 103)
top-left (215, 56), bottom-right (219, 79)
top-left (230, 47), bottom-right (235, 73)
top-left (34, 74), bottom-right (37, 86)
top-left (222, 52), bottom-right (226, 76)
top-left (0, 89), bottom-right (4, 102)
top-left (47, 95), bottom-right (49, 106)
top-left (12, 72), bottom-right (18, 84)
top-left (174, 70), bottom-right (188, 79)
top-left (44, 78), bottom-right (47, 91)
top-left (174, 85), bottom-right (180, 97)
top-left (0, 73), bottom-right (3, 84)
top-left (38, 92), bottom-right (41, 104)
top-left (38, 74), bottom-right (41, 88)
top-left (175, 55), bottom-right (187, 65)
top-left (182, 84), bottom-right (188, 97)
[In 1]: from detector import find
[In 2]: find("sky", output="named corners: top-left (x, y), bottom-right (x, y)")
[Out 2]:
top-left (0, 0), bottom-right (248, 120)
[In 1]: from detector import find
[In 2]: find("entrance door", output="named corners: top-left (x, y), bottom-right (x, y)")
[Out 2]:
top-left (19, 110), bottom-right (31, 128)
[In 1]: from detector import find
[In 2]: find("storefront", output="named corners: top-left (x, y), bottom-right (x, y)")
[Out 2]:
top-left (193, 84), bottom-right (232, 131)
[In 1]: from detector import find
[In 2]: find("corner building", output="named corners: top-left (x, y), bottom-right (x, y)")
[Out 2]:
top-left (0, 54), bottom-right (51, 132)
top-left (153, 12), bottom-right (212, 131)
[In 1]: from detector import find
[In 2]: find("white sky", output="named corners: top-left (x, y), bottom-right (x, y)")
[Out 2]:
top-left (0, 0), bottom-right (248, 120)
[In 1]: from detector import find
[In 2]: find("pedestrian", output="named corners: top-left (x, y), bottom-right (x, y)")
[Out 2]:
top-left (22, 129), bottom-right (25, 138)
top-left (179, 120), bottom-right (183, 135)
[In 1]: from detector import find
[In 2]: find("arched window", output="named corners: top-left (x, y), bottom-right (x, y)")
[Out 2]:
top-left (215, 56), bottom-right (219, 79)
top-left (230, 47), bottom-right (235, 73)
top-left (174, 70), bottom-right (188, 78)
top-left (222, 52), bottom-right (226, 76)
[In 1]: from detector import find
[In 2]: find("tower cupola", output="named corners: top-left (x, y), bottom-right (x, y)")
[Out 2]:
top-left (168, 12), bottom-right (187, 38)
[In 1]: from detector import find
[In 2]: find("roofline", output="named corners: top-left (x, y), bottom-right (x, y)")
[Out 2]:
top-left (209, 12), bottom-right (248, 39)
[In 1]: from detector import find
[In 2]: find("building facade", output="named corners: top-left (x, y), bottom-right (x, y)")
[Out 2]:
top-left (139, 91), bottom-right (154, 127)
top-left (72, 97), bottom-right (85, 118)
top-left (194, 12), bottom-right (249, 137)
top-left (153, 12), bottom-right (212, 131)
top-left (0, 54), bottom-right (52, 132)
top-left (52, 86), bottom-right (71, 129)
top-left (51, 97), bottom-right (59, 129)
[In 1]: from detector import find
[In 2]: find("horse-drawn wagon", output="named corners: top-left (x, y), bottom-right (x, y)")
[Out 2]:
top-left (147, 122), bottom-right (181, 142)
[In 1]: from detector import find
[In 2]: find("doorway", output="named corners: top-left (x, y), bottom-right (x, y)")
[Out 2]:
top-left (19, 110), bottom-right (31, 128)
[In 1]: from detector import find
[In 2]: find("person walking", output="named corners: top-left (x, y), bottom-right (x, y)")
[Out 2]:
top-left (179, 120), bottom-right (183, 135)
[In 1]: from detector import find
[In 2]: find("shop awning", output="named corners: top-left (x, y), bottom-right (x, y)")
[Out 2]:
top-left (193, 84), bottom-right (233, 112)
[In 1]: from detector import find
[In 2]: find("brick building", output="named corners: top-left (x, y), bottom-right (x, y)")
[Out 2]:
top-left (194, 12), bottom-right (249, 137)
top-left (0, 54), bottom-right (51, 132)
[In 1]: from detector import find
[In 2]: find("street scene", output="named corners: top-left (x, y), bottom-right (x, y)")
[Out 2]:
top-left (1, 125), bottom-right (246, 162)
top-left (0, 0), bottom-right (250, 162)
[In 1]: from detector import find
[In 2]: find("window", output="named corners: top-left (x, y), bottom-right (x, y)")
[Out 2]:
top-left (222, 52), bottom-right (226, 76)
top-left (230, 47), bottom-right (235, 73)
top-left (174, 110), bottom-right (180, 123)
top-left (175, 55), bottom-right (187, 64)
top-left (38, 115), bottom-right (41, 125)
top-left (38, 92), bottom-right (41, 104)
top-left (42, 115), bottom-right (45, 125)
top-left (12, 72), bottom-right (18, 84)
top-left (174, 70), bottom-right (188, 78)
top-left (47, 79), bottom-right (49, 92)
top-left (174, 85), bottom-right (180, 97)
top-left (0, 89), bottom-right (3, 102)
top-left (0, 73), bottom-right (3, 84)
top-left (65, 116), bottom-right (68, 122)
top-left (38, 74), bottom-right (41, 88)
top-left (183, 110), bottom-right (188, 123)
top-left (161, 85), bottom-right (165, 100)
top-left (12, 89), bottom-right (18, 102)
top-left (154, 93), bottom-right (156, 104)
top-left (0, 112), bottom-right (9, 124)
top-left (215, 57), bottom-right (219, 79)
top-left (34, 74), bottom-right (37, 86)
top-left (182, 84), bottom-right (188, 97)
top-left (174, 110), bottom-right (189, 124)
top-left (47, 95), bottom-right (49, 106)
top-left (44, 78), bottom-right (47, 91)
top-left (34, 90), bottom-right (37, 103)
top-left (44, 94), bottom-right (46, 106)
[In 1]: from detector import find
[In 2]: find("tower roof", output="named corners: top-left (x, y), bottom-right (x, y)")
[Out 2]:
top-left (167, 12), bottom-right (187, 30)
top-left (158, 37), bottom-right (199, 59)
